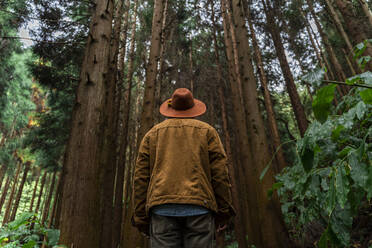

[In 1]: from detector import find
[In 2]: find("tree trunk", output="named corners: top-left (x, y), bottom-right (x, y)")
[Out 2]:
top-left (324, 0), bottom-right (361, 74)
top-left (246, 6), bottom-right (287, 173)
top-left (334, 0), bottom-right (372, 71)
top-left (307, 0), bottom-right (348, 89)
top-left (0, 166), bottom-right (6, 191)
top-left (137, 0), bottom-right (165, 146)
top-left (10, 162), bottom-right (30, 222)
top-left (58, 0), bottom-right (114, 246)
top-left (228, 0), bottom-right (291, 246)
top-left (41, 171), bottom-right (57, 225)
top-left (53, 171), bottom-right (64, 229)
top-left (154, 0), bottom-right (169, 124)
top-left (29, 169), bottom-right (40, 212)
top-left (35, 171), bottom-right (47, 217)
top-left (358, 0), bottom-right (372, 28)
top-left (112, 1), bottom-right (138, 247)
top-left (2, 163), bottom-right (22, 225)
top-left (48, 173), bottom-right (61, 228)
top-left (100, 0), bottom-right (127, 246)
top-left (211, 2), bottom-right (247, 247)
top-left (263, 0), bottom-right (308, 137)
top-left (0, 176), bottom-right (10, 213)
top-left (221, 0), bottom-right (260, 246)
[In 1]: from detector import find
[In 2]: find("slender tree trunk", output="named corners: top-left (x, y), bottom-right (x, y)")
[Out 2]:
top-left (35, 171), bottom-right (47, 217)
top-left (58, 0), bottom-right (114, 246)
top-left (343, 48), bottom-right (357, 75)
top-left (358, 0), bottom-right (372, 28)
top-left (112, 1), bottom-right (138, 247)
top-left (53, 171), bottom-right (64, 229)
top-left (228, 0), bottom-right (291, 246)
top-left (154, 0), bottom-right (169, 124)
top-left (263, 0), bottom-right (308, 137)
top-left (137, 0), bottom-right (164, 145)
top-left (334, 0), bottom-right (372, 71)
top-left (307, 0), bottom-right (348, 90)
top-left (211, 2), bottom-right (247, 247)
top-left (10, 163), bottom-right (30, 222)
top-left (2, 163), bottom-right (22, 225)
top-left (100, 0), bottom-right (127, 246)
top-left (324, 0), bottom-right (361, 74)
top-left (29, 169), bottom-right (40, 212)
top-left (0, 166), bottom-right (6, 191)
top-left (221, 0), bottom-right (260, 246)
top-left (48, 173), bottom-right (61, 228)
top-left (41, 171), bottom-right (56, 225)
top-left (246, 6), bottom-right (287, 173)
top-left (0, 176), bottom-right (10, 213)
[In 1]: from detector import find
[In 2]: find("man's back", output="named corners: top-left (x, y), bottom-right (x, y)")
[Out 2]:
top-left (140, 118), bottom-right (224, 214)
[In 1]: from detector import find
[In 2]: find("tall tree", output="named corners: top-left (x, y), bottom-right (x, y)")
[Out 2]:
top-left (246, 6), bottom-right (287, 172)
top-left (9, 162), bottom-right (30, 221)
top-left (137, 0), bottom-right (165, 144)
top-left (262, 0), bottom-right (309, 137)
top-left (58, 0), bottom-right (114, 246)
top-left (2, 162), bottom-right (22, 225)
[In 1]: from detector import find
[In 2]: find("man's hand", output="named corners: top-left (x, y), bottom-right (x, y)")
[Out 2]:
top-left (217, 224), bottom-right (227, 233)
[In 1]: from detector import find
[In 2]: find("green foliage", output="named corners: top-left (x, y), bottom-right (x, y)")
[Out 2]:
top-left (0, 213), bottom-right (61, 248)
top-left (275, 71), bottom-right (372, 247)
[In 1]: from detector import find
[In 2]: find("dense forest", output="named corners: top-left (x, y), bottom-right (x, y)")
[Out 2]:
top-left (0, 0), bottom-right (371, 247)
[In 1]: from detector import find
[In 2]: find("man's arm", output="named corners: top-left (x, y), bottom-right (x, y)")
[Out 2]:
top-left (132, 134), bottom-right (151, 234)
top-left (208, 128), bottom-right (236, 222)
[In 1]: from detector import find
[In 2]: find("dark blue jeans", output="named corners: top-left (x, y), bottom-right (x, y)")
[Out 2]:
top-left (150, 213), bottom-right (214, 248)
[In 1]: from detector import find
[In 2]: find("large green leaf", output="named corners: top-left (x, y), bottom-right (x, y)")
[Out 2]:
top-left (312, 84), bottom-right (337, 123)
top-left (330, 205), bottom-right (353, 246)
top-left (300, 137), bottom-right (315, 173)
top-left (349, 151), bottom-right (368, 189)
top-left (335, 165), bottom-right (349, 208)
top-left (359, 89), bottom-right (372, 104)
top-left (326, 174), bottom-right (336, 215)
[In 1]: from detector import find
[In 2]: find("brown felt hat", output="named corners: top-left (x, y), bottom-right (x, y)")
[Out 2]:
top-left (159, 88), bottom-right (206, 118)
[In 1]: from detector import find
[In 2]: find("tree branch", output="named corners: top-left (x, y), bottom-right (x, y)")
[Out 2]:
top-left (322, 80), bottom-right (372, 89)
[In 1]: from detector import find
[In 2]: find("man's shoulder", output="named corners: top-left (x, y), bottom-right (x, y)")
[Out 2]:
top-left (147, 119), bottom-right (215, 134)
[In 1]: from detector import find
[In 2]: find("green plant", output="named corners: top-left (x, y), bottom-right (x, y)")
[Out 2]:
top-left (0, 212), bottom-right (61, 248)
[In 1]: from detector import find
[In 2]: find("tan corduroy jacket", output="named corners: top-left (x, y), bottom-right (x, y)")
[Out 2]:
top-left (132, 118), bottom-right (235, 232)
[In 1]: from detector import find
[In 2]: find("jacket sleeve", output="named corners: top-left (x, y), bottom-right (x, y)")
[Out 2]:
top-left (132, 133), bottom-right (150, 234)
top-left (208, 128), bottom-right (236, 221)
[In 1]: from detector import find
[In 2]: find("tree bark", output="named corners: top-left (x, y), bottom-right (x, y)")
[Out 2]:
top-left (48, 173), bottom-right (61, 228)
top-left (10, 162), bottom-right (30, 222)
top-left (221, 0), bottom-right (261, 246)
top-left (29, 169), bottom-right (40, 212)
top-left (228, 0), bottom-right (291, 246)
top-left (358, 0), bottom-right (372, 28)
top-left (58, 0), bottom-right (114, 246)
top-left (2, 163), bottom-right (22, 225)
top-left (41, 171), bottom-right (56, 225)
top-left (0, 166), bottom-right (6, 191)
top-left (334, 0), bottom-right (372, 70)
top-left (0, 176), bottom-right (10, 213)
top-left (263, 0), bottom-right (308, 137)
top-left (246, 6), bottom-right (287, 173)
top-left (137, 0), bottom-right (164, 146)
top-left (100, 0), bottom-right (126, 246)
top-left (307, 0), bottom-right (348, 89)
top-left (211, 2), bottom-right (248, 247)
top-left (324, 0), bottom-right (361, 74)
top-left (34, 171), bottom-right (47, 217)
top-left (112, 1), bottom-right (138, 247)
top-left (154, 0), bottom-right (169, 124)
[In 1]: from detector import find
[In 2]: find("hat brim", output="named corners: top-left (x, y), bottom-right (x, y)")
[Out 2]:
top-left (159, 98), bottom-right (206, 118)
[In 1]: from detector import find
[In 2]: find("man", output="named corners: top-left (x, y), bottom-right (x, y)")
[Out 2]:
top-left (132, 88), bottom-right (235, 248)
